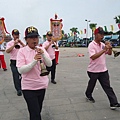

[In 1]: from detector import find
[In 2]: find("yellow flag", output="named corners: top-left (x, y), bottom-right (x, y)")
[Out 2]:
top-left (92, 27), bottom-right (96, 32)
top-left (80, 30), bottom-right (83, 34)
top-left (71, 32), bottom-right (73, 36)
top-left (110, 25), bottom-right (114, 31)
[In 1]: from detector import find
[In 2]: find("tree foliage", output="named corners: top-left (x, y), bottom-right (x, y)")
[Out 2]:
top-left (70, 27), bottom-right (79, 34)
top-left (114, 15), bottom-right (120, 24)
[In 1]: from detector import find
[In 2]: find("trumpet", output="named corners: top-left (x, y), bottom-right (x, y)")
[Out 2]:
top-left (15, 44), bottom-right (20, 49)
top-left (14, 39), bottom-right (20, 49)
top-left (40, 59), bottom-right (49, 76)
top-left (112, 50), bottom-right (120, 58)
top-left (35, 44), bottom-right (49, 76)
top-left (104, 41), bottom-right (120, 58)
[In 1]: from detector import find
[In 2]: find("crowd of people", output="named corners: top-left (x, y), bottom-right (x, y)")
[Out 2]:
top-left (0, 26), bottom-right (120, 120)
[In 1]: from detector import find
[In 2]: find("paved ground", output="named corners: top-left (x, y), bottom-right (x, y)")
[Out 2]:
top-left (0, 47), bottom-right (120, 120)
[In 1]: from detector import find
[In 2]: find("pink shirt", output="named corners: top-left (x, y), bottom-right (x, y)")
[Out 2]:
top-left (6, 40), bottom-right (22, 60)
top-left (16, 46), bottom-right (50, 90)
top-left (87, 40), bottom-right (107, 72)
top-left (42, 40), bottom-right (55, 60)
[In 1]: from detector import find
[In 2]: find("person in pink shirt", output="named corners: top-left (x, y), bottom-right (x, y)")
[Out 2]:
top-left (16, 26), bottom-right (52, 120)
top-left (6, 29), bottom-right (25, 96)
top-left (42, 31), bottom-right (58, 84)
top-left (85, 27), bottom-right (120, 110)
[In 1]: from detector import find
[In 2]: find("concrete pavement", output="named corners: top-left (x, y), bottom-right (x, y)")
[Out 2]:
top-left (0, 47), bottom-right (120, 120)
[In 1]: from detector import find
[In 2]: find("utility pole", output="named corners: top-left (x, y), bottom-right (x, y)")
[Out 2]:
top-left (85, 19), bottom-right (90, 47)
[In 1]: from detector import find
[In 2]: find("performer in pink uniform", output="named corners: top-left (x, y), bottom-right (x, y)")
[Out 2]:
top-left (16, 26), bottom-right (52, 120)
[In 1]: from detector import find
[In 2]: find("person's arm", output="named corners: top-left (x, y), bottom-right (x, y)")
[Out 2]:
top-left (105, 42), bottom-right (112, 55)
top-left (6, 44), bottom-right (15, 53)
top-left (90, 49), bottom-right (106, 60)
top-left (0, 39), bottom-right (4, 44)
top-left (18, 48), bottom-right (52, 74)
top-left (35, 47), bottom-right (52, 66)
top-left (53, 42), bottom-right (58, 49)
top-left (41, 53), bottom-right (52, 67)
top-left (18, 59), bottom-right (37, 74)
top-left (18, 40), bottom-right (26, 47)
top-left (6, 40), bottom-right (19, 53)
top-left (44, 42), bottom-right (52, 50)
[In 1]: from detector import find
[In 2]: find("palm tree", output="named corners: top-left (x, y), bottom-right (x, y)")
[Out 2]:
top-left (114, 15), bottom-right (120, 29)
top-left (70, 27), bottom-right (79, 35)
top-left (89, 23), bottom-right (97, 40)
top-left (114, 15), bottom-right (120, 45)
top-left (70, 27), bottom-right (79, 42)
top-left (43, 35), bottom-right (46, 41)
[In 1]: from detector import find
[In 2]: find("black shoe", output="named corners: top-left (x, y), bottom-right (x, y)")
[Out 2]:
top-left (3, 69), bottom-right (7, 71)
top-left (110, 103), bottom-right (120, 110)
top-left (51, 80), bottom-right (57, 84)
top-left (86, 96), bottom-right (95, 103)
top-left (17, 90), bottom-right (22, 96)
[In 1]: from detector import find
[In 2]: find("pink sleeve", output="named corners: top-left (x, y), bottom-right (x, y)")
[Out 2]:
top-left (42, 41), bottom-right (48, 48)
top-left (88, 44), bottom-right (96, 58)
top-left (40, 47), bottom-right (51, 60)
top-left (6, 41), bottom-right (12, 50)
top-left (16, 49), bottom-right (26, 67)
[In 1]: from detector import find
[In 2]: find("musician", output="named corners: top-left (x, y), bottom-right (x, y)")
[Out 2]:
top-left (42, 31), bottom-right (58, 84)
top-left (16, 26), bottom-right (52, 120)
top-left (6, 29), bottom-right (25, 96)
top-left (85, 27), bottom-right (120, 110)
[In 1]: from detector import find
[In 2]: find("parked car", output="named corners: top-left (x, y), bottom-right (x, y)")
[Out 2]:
top-left (103, 35), bottom-right (112, 41)
top-left (58, 40), bottom-right (67, 47)
top-left (108, 35), bottom-right (119, 47)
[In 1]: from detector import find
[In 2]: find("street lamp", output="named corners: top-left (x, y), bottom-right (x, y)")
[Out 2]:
top-left (85, 19), bottom-right (90, 47)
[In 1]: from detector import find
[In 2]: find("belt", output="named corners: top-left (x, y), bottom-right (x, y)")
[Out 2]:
top-left (10, 60), bottom-right (16, 65)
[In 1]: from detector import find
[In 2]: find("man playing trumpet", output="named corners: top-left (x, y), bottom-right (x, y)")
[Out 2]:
top-left (6, 29), bottom-right (25, 96)
top-left (85, 27), bottom-right (120, 110)
top-left (42, 31), bottom-right (58, 84)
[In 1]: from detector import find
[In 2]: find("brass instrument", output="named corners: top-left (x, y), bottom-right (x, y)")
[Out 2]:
top-left (40, 60), bottom-right (49, 76)
top-left (104, 40), bottom-right (120, 58)
top-left (15, 44), bottom-right (20, 49)
top-left (14, 39), bottom-right (20, 49)
top-left (35, 44), bottom-right (49, 76)
top-left (52, 44), bottom-right (55, 48)
top-left (112, 50), bottom-right (120, 58)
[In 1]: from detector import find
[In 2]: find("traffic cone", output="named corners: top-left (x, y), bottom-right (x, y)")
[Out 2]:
top-left (77, 53), bottom-right (84, 57)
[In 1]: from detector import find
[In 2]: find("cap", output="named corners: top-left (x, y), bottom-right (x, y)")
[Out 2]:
top-left (46, 31), bottom-right (52, 36)
top-left (12, 29), bottom-right (20, 35)
top-left (94, 27), bottom-right (105, 35)
top-left (25, 26), bottom-right (39, 38)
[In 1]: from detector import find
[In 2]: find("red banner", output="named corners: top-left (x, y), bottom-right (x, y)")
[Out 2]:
top-left (50, 14), bottom-right (63, 41)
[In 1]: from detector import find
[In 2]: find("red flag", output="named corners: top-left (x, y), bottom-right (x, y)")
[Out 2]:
top-left (118, 23), bottom-right (120, 29)
top-left (84, 29), bottom-right (86, 34)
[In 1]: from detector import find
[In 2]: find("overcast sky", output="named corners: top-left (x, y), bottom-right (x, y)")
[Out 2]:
top-left (0, 0), bottom-right (120, 39)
